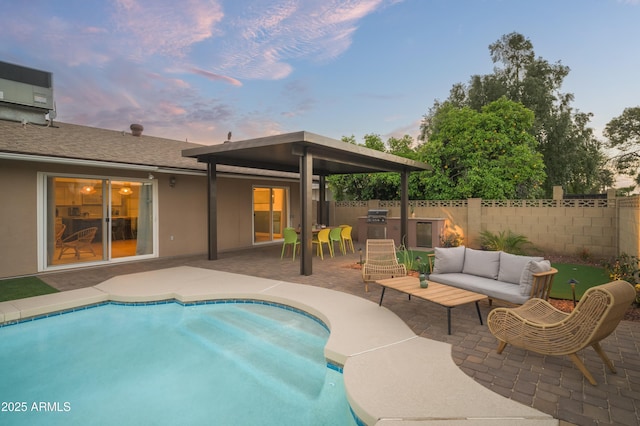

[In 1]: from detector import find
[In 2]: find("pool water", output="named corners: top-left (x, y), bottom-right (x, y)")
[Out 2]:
top-left (0, 302), bottom-right (357, 425)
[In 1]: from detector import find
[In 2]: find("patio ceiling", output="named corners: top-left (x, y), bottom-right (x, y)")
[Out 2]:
top-left (183, 131), bottom-right (432, 276)
top-left (182, 131), bottom-right (431, 175)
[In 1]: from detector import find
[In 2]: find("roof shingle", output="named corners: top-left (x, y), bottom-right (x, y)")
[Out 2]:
top-left (0, 119), bottom-right (207, 171)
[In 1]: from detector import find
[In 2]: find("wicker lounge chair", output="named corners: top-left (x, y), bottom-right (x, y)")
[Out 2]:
top-left (362, 239), bottom-right (407, 292)
top-left (487, 280), bottom-right (635, 385)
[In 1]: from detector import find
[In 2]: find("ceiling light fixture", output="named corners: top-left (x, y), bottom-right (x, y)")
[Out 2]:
top-left (119, 186), bottom-right (133, 195)
top-left (81, 185), bottom-right (96, 195)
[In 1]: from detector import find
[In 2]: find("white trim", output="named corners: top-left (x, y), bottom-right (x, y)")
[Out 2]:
top-left (2, 152), bottom-right (159, 171)
top-left (36, 172), bottom-right (45, 271)
top-left (37, 172), bottom-right (159, 273)
top-left (0, 152), bottom-right (209, 177)
top-left (0, 152), bottom-right (312, 180)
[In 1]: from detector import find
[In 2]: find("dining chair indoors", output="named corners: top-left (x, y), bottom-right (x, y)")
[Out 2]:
top-left (111, 218), bottom-right (126, 240)
top-left (281, 227), bottom-right (301, 261)
top-left (312, 228), bottom-right (333, 259)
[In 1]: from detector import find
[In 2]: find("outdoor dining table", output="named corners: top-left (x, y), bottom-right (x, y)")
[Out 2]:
top-left (295, 226), bottom-right (341, 234)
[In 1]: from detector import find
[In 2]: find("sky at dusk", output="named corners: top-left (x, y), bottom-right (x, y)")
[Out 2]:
top-left (1, 0), bottom-right (639, 147)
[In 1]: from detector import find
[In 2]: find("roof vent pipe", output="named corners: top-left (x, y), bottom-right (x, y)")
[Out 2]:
top-left (130, 123), bottom-right (143, 137)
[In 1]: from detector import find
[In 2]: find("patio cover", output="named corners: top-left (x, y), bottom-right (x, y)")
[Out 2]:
top-left (183, 131), bottom-right (431, 276)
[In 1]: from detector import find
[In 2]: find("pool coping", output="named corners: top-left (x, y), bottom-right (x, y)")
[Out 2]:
top-left (0, 266), bottom-right (558, 425)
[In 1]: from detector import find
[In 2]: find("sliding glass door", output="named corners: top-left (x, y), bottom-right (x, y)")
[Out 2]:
top-left (109, 180), bottom-right (154, 259)
top-left (45, 175), bottom-right (154, 268)
top-left (253, 186), bottom-right (289, 244)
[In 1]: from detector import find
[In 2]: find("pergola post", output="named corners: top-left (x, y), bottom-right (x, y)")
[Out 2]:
top-left (400, 170), bottom-right (409, 246)
top-left (318, 175), bottom-right (327, 226)
top-left (207, 161), bottom-right (218, 260)
top-left (300, 150), bottom-right (313, 275)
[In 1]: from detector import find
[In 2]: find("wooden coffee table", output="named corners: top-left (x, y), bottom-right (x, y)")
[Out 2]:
top-left (375, 276), bottom-right (488, 334)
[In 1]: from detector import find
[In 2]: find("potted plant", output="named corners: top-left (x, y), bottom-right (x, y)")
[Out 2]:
top-left (415, 256), bottom-right (429, 288)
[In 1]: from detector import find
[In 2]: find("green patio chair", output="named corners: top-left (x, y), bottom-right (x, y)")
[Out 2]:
top-left (281, 227), bottom-right (300, 261)
top-left (329, 227), bottom-right (344, 255)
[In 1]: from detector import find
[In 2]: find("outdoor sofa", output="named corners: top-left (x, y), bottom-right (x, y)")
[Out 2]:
top-left (428, 246), bottom-right (557, 305)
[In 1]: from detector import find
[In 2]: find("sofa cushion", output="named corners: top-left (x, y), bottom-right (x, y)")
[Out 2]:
top-left (520, 260), bottom-right (552, 296)
top-left (432, 246), bottom-right (466, 274)
top-left (498, 252), bottom-right (544, 285)
top-left (462, 248), bottom-right (500, 279)
top-left (429, 273), bottom-right (530, 305)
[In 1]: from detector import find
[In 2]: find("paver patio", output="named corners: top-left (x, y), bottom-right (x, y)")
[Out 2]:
top-left (21, 244), bottom-right (640, 425)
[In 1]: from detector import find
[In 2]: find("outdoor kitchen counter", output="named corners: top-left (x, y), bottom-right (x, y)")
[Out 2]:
top-left (356, 216), bottom-right (446, 249)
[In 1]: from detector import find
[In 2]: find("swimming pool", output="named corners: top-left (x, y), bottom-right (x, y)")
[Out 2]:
top-left (0, 301), bottom-right (358, 425)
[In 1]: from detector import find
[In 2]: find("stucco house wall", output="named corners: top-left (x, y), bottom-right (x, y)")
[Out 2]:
top-left (0, 159), bottom-right (209, 277)
top-left (215, 176), bottom-right (301, 251)
top-left (0, 118), bottom-right (303, 280)
top-left (0, 159), bottom-right (36, 276)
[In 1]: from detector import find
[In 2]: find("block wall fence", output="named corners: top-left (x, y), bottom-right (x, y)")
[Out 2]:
top-left (329, 188), bottom-right (640, 261)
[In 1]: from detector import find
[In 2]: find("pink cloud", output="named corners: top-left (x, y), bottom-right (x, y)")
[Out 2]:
top-left (113, 0), bottom-right (224, 58)
top-left (158, 101), bottom-right (187, 116)
top-left (211, 0), bottom-right (390, 80)
top-left (188, 67), bottom-right (242, 86)
top-left (82, 26), bottom-right (108, 34)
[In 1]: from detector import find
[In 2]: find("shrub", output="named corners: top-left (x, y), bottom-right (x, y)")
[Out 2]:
top-left (601, 253), bottom-right (640, 305)
top-left (479, 230), bottom-right (533, 255)
top-left (601, 253), bottom-right (639, 284)
top-left (396, 237), bottom-right (416, 272)
top-left (576, 247), bottom-right (592, 262)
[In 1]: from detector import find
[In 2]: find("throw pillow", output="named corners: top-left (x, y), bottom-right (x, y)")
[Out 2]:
top-left (462, 248), bottom-right (500, 279)
top-left (432, 245), bottom-right (466, 274)
top-left (519, 260), bottom-right (552, 296)
top-left (498, 252), bottom-right (544, 284)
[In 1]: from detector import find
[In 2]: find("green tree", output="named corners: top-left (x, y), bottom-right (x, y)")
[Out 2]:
top-left (387, 134), bottom-right (417, 159)
top-left (422, 32), bottom-right (610, 196)
top-left (604, 107), bottom-right (640, 184)
top-left (327, 134), bottom-right (418, 201)
top-left (362, 133), bottom-right (386, 151)
top-left (415, 98), bottom-right (546, 199)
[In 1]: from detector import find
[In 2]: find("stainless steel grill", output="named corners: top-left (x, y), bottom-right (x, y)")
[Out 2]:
top-left (366, 209), bottom-right (388, 239)
top-left (366, 209), bottom-right (388, 224)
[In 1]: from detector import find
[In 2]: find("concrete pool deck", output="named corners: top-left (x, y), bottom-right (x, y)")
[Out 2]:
top-left (1, 265), bottom-right (556, 425)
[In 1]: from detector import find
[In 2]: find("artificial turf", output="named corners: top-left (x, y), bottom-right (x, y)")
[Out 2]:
top-left (0, 276), bottom-right (59, 302)
top-left (549, 263), bottom-right (610, 300)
